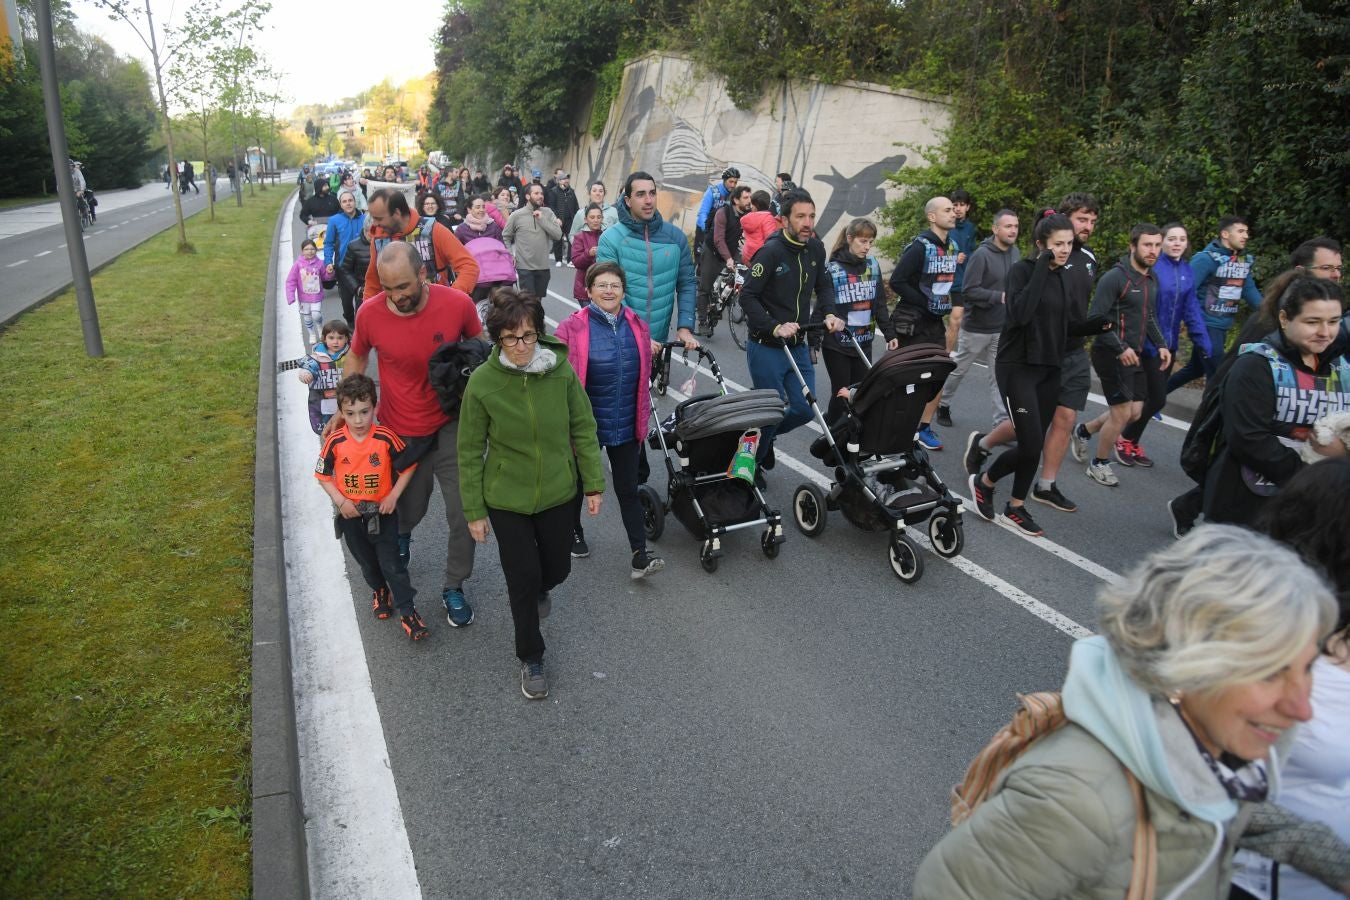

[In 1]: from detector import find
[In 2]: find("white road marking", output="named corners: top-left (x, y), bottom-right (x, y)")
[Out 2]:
top-left (6, 259), bottom-right (28, 267)
top-left (107, 225), bottom-right (118, 230)
top-left (542, 301), bottom-right (1092, 639)
top-left (275, 194), bottom-right (421, 897)
top-left (35, 250), bottom-right (52, 257)
top-left (119, 220), bottom-right (130, 225)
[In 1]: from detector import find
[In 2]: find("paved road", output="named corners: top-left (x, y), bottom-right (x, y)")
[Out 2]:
top-left (278, 208), bottom-right (1200, 898)
top-left (0, 183), bottom-right (219, 326)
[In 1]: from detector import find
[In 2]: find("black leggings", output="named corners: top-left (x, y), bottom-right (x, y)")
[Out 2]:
top-left (573, 440), bottom-right (646, 552)
top-left (988, 363), bottom-right (1060, 501)
top-left (1120, 356), bottom-right (1171, 444)
top-left (822, 344), bottom-right (873, 398)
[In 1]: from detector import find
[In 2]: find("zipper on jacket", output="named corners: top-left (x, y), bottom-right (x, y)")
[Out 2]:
top-left (1161, 821), bottom-right (1223, 900)
top-left (522, 376), bottom-right (542, 510)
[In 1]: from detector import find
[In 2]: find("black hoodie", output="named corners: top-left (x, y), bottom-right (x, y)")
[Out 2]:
top-left (997, 252), bottom-right (1111, 367)
top-left (740, 230), bottom-right (837, 346)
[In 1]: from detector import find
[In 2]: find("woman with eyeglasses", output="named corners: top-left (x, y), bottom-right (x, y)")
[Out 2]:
top-left (458, 289), bottom-right (606, 700)
top-left (553, 263), bottom-right (664, 579)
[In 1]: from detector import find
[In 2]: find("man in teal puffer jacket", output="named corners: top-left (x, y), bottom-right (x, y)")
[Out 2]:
top-left (597, 171), bottom-right (700, 353)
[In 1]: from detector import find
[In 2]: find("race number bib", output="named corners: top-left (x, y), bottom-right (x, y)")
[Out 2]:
top-left (1218, 284), bottom-right (1242, 300)
top-left (320, 397), bottom-right (338, 415)
top-left (846, 308), bottom-right (872, 328)
top-left (301, 271), bottom-right (321, 294)
top-left (932, 280), bottom-right (953, 296)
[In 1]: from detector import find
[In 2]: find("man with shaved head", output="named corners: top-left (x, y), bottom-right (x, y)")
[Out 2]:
top-left (889, 195), bottom-right (961, 450)
top-left (337, 240), bottom-right (485, 630)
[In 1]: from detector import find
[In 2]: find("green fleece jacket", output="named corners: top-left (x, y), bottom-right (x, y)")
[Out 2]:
top-left (457, 334), bottom-right (605, 521)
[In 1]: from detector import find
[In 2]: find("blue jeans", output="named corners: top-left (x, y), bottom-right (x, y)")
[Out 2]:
top-left (747, 339), bottom-right (814, 459)
top-left (1166, 324), bottom-right (1228, 392)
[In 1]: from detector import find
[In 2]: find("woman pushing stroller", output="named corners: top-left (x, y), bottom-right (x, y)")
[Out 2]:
top-left (818, 217), bottom-right (898, 398)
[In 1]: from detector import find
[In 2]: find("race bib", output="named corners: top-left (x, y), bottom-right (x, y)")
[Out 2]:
top-left (1218, 284), bottom-right (1242, 300)
top-left (932, 280), bottom-right (953, 296)
top-left (846, 308), bottom-right (872, 328)
top-left (320, 397), bottom-right (338, 415)
top-left (301, 271), bottom-right (321, 294)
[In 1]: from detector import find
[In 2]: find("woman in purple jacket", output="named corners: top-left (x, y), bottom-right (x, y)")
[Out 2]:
top-left (569, 203), bottom-right (605, 305)
top-left (553, 262), bottom-right (664, 579)
top-left (1117, 222), bottom-right (1213, 466)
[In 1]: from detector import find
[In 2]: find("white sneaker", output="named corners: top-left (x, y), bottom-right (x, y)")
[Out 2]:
top-left (554, 260), bottom-right (563, 267)
top-left (1070, 424), bottom-right (1090, 463)
top-left (1086, 460), bottom-right (1119, 487)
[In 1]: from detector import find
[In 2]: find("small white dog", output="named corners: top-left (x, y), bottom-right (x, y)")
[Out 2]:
top-left (1300, 410), bottom-right (1350, 463)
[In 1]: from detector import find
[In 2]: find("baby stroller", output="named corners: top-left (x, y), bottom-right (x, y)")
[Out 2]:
top-left (638, 343), bottom-right (786, 573)
top-left (785, 329), bottom-right (965, 583)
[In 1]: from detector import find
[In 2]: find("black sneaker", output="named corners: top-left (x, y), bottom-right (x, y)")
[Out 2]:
top-left (570, 531), bottom-right (589, 558)
top-left (520, 657), bottom-right (548, 700)
top-left (968, 474), bottom-right (995, 522)
top-left (1031, 482), bottom-right (1078, 513)
top-left (1002, 503), bottom-right (1045, 537)
top-left (1167, 497), bottom-right (1194, 539)
top-left (964, 431), bottom-right (990, 477)
top-left (631, 549), bottom-right (665, 580)
top-left (935, 405), bottom-right (953, 428)
top-left (400, 610), bottom-right (429, 640)
top-left (371, 587), bottom-right (393, 620)
top-left (761, 444), bottom-right (776, 470)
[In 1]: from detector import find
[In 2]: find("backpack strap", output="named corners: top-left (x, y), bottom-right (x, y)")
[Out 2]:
top-left (1124, 767), bottom-right (1157, 900)
top-left (950, 691), bottom-right (1066, 824)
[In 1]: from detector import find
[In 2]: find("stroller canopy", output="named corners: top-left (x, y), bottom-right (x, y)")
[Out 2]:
top-left (850, 343), bottom-right (956, 454)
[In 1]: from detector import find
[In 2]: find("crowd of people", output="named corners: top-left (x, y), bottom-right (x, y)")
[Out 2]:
top-left (291, 155), bottom-right (1349, 894)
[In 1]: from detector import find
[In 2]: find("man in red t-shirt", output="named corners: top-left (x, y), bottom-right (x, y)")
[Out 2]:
top-left (340, 241), bottom-right (484, 628)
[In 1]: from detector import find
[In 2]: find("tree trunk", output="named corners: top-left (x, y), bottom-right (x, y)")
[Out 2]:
top-left (146, 0), bottom-right (192, 252)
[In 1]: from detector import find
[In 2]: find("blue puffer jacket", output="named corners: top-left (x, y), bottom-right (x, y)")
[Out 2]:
top-left (324, 210), bottom-right (366, 268)
top-left (596, 199), bottom-right (697, 340)
top-left (581, 307), bottom-right (641, 446)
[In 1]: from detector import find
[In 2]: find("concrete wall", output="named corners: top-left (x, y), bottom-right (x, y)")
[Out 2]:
top-left (535, 52), bottom-right (949, 248)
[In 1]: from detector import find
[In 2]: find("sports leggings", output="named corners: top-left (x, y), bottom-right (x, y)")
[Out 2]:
top-left (988, 362), bottom-right (1060, 501)
top-left (1120, 356), bottom-right (1170, 444)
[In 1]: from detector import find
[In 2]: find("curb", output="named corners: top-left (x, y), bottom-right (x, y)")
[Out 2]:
top-left (251, 189), bottom-right (310, 899)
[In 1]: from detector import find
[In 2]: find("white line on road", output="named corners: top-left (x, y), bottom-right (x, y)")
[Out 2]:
top-left (543, 290), bottom-right (1122, 586)
top-left (35, 250), bottom-right (51, 257)
top-left (6, 259), bottom-right (28, 267)
top-left (119, 220), bottom-right (130, 225)
top-left (274, 195), bottom-right (422, 898)
top-left (108, 225), bottom-right (118, 230)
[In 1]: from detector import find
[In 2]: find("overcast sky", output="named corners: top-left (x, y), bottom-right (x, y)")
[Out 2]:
top-left (69, 0), bottom-right (437, 112)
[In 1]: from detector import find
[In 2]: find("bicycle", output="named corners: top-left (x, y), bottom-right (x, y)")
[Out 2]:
top-left (710, 262), bottom-right (748, 350)
top-left (76, 195), bottom-right (92, 231)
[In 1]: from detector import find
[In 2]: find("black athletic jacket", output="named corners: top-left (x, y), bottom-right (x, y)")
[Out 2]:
top-left (997, 252), bottom-right (1111, 367)
top-left (740, 230), bottom-right (837, 346)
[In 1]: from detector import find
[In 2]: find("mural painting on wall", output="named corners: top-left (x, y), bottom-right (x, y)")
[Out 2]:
top-left (574, 58), bottom-right (941, 248)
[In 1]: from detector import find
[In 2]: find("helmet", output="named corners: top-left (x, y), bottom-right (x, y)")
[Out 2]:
top-left (722, 167), bottom-right (740, 181)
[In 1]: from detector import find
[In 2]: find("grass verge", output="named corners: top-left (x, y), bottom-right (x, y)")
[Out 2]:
top-left (0, 189), bottom-right (287, 897)
top-left (0, 194), bottom-right (50, 210)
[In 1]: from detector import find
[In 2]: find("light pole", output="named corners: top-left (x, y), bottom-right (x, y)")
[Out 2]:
top-left (34, 0), bottom-right (103, 357)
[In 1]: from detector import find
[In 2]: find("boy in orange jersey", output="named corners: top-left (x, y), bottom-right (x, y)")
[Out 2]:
top-left (315, 374), bottom-right (427, 640)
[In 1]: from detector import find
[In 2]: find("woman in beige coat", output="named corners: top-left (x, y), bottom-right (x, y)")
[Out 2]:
top-left (913, 525), bottom-right (1350, 899)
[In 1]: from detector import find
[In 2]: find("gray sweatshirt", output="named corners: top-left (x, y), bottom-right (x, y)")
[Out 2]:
top-left (959, 236), bottom-right (1021, 333)
top-left (503, 204), bottom-right (562, 270)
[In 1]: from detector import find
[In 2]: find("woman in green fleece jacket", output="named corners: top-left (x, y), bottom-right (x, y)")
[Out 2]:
top-left (458, 288), bottom-right (606, 700)
top-left (914, 525), bottom-right (1350, 899)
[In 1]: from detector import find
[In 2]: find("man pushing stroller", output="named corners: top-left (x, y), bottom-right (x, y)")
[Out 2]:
top-left (738, 189), bottom-right (845, 481)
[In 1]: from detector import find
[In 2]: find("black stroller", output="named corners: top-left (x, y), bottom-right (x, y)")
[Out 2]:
top-left (784, 330), bottom-right (965, 583)
top-left (638, 344), bottom-right (786, 573)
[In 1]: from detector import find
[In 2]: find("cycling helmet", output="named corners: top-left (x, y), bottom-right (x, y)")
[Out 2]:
top-left (721, 167), bottom-right (740, 181)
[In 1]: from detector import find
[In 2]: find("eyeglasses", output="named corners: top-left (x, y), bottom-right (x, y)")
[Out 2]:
top-left (591, 281), bottom-right (624, 291)
top-left (1306, 264), bottom-right (1344, 275)
top-left (499, 332), bottom-right (539, 347)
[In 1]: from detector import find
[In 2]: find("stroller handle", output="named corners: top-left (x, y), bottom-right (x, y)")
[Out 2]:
top-left (658, 342), bottom-right (729, 396)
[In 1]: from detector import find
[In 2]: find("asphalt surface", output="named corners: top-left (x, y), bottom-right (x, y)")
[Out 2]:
top-left (284, 213), bottom-right (1201, 898)
top-left (0, 183), bottom-right (214, 326)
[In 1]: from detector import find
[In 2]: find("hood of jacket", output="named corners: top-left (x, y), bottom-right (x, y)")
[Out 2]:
top-left (978, 235), bottom-right (1015, 255)
top-left (763, 228), bottom-right (808, 256)
top-left (1062, 636), bottom-right (1281, 825)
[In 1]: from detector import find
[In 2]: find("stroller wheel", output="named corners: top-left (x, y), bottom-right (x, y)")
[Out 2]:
top-left (888, 532), bottom-right (924, 583)
top-left (637, 484), bottom-right (665, 541)
top-left (700, 542), bottom-right (719, 574)
top-left (927, 512), bottom-right (965, 559)
top-left (791, 483), bottom-right (828, 537)
top-left (760, 530), bottom-right (780, 559)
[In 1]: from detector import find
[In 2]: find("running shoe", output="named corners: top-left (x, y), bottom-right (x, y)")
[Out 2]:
top-left (397, 533), bottom-right (412, 567)
top-left (935, 405), bottom-right (953, 428)
top-left (443, 588), bottom-right (474, 627)
top-left (1070, 423), bottom-right (1091, 463)
top-left (521, 657), bottom-right (548, 700)
top-left (538, 591), bottom-right (551, 620)
top-left (968, 474), bottom-right (996, 522)
top-left (761, 444), bottom-right (777, 470)
top-left (1130, 443), bottom-right (1154, 468)
top-left (371, 586), bottom-right (393, 620)
top-left (1086, 460), bottom-right (1120, 486)
top-left (1001, 503), bottom-right (1045, 537)
top-left (916, 425), bottom-right (943, 451)
top-left (1031, 482), bottom-right (1078, 513)
top-left (571, 531), bottom-right (590, 558)
top-left (1167, 496), bottom-right (1194, 539)
top-left (631, 549), bottom-right (665, 580)
top-left (964, 431), bottom-right (990, 477)
top-left (1112, 439), bottom-right (1137, 467)
top-left (400, 610), bottom-right (429, 641)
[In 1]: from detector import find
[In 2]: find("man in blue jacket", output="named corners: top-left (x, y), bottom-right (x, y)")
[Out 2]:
top-left (694, 167), bottom-right (739, 257)
top-left (324, 190), bottom-right (366, 326)
top-left (1169, 215), bottom-right (1262, 388)
top-left (596, 171), bottom-right (699, 354)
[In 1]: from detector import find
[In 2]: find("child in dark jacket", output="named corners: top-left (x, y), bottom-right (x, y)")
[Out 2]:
top-left (298, 319), bottom-right (351, 435)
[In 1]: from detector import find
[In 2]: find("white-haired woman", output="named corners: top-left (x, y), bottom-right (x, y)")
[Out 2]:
top-left (914, 525), bottom-right (1349, 899)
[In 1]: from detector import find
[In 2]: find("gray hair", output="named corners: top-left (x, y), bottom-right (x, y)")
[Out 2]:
top-left (1097, 524), bottom-right (1336, 696)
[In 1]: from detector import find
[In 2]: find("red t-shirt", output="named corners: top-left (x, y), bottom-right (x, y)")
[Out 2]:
top-left (352, 284), bottom-right (482, 436)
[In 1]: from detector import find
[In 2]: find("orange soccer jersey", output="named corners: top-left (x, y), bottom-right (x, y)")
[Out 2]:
top-left (314, 425), bottom-right (416, 503)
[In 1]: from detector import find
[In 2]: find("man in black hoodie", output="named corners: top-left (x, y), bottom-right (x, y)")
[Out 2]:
top-left (545, 172), bottom-right (579, 267)
top-left (740, 189), bottom-right (844, 473)
top-left (299, 179), bottom-right (340, 225)
top-left (1072, 224), bottom-right (1171, 486)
